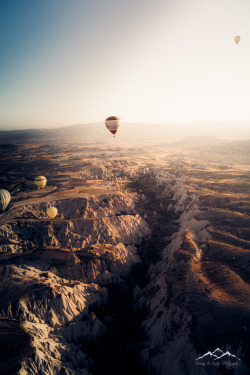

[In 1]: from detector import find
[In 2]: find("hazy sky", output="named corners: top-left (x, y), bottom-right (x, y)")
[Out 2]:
top-left (1, 0), bottom-right (250, 129)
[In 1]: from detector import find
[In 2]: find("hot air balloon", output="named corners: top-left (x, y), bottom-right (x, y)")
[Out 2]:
top-left (234, 36), bottom-right (241, 45)
top-left (0, 189), bottom-right (11, 211)
top-left (46, 207), bottom-right (58, 219)
top-left (105, 116), bottom-right (122, 137)
top-left (34, 176), bottom-right (47, 189)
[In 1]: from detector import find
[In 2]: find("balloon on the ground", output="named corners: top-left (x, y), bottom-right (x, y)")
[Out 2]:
top-left (234, 36), bottom-right (241, 44)
top-left (105, 116), bottom-right (122, 137)
top-left (46, 207), bottom-right (58, 219)
top-left (34, 176), bottom-right (47, 188)
top-left (0, 189), bottom-right (11, 211)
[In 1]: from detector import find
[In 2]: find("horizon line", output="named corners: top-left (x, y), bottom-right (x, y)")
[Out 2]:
top-left (1, 120), bottom-right (250, 132)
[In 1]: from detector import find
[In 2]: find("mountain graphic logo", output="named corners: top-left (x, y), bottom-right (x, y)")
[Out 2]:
top-left (196, 348), bottom-right (241, 367)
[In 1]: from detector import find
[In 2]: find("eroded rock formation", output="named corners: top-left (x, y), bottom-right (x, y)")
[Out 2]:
top-left (0, 169), bottom-right (249, 375)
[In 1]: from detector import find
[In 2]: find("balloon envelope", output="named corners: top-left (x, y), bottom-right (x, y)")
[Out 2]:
top-left (105, 116), bottom-right (122, 136)
top-left (46, 207), bottom-right (58, 219)
top-left (234, 36), bottom-right (241, 44)
top-left (34, 176), bottom-right (47, 188)
top-left (0, 189), bottom-right (11, 211)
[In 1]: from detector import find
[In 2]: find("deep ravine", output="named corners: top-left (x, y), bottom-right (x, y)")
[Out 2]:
top-left (1, 169), bottom-right (249, 374)
top-left (90, 172), bottom-right (181, 375)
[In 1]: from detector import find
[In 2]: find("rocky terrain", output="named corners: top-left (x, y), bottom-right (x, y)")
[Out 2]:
top-left (0, 190), bottom-right (151, 374)
top-left (130, 173), bottom-right (250, 375)
top-left (0, 138), bottom-right (250, 375)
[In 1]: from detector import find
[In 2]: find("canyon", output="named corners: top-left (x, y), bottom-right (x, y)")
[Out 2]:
top-left (0, 138), bottom-right (250, 375)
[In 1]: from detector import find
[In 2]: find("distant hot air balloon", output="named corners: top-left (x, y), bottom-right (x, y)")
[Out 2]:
top-left (234, 36), bottom-right (241, 45)
top-left (105, 116), bottom-right (122, 137)
top-left (46, 207), bottom-right (58, 219)
top-left (0, 189), bottom-right (11, 211)
top-left (34, 176), bottom-right (47, 189)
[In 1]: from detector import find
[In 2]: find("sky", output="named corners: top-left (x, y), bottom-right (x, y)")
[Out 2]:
top-left (1, 0), bottom-right (250, 130)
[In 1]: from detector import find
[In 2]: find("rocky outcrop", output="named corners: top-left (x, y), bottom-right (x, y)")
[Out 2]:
top-left (11, 193), bottom-right (136, 220)
top-left (0, 193), bottom-right (149, 254)
top-left (131, 173), bottom-right (249, 375)
top-left (0, 214), bottom-right (149, 253)
top-left (0, 191), bottom-right (150, 374)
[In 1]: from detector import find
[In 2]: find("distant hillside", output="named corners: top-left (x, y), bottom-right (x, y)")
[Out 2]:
top-left (173, 136), bottom-right (221, 146)
top-left (0, 121), bottom-right (249, 145)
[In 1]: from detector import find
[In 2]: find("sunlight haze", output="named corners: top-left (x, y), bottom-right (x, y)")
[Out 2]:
top-left (1, 0), bottom-right (250, 129)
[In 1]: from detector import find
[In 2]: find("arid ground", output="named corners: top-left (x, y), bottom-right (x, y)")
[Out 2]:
top-left (0, 129), bottom-right (250, 375)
